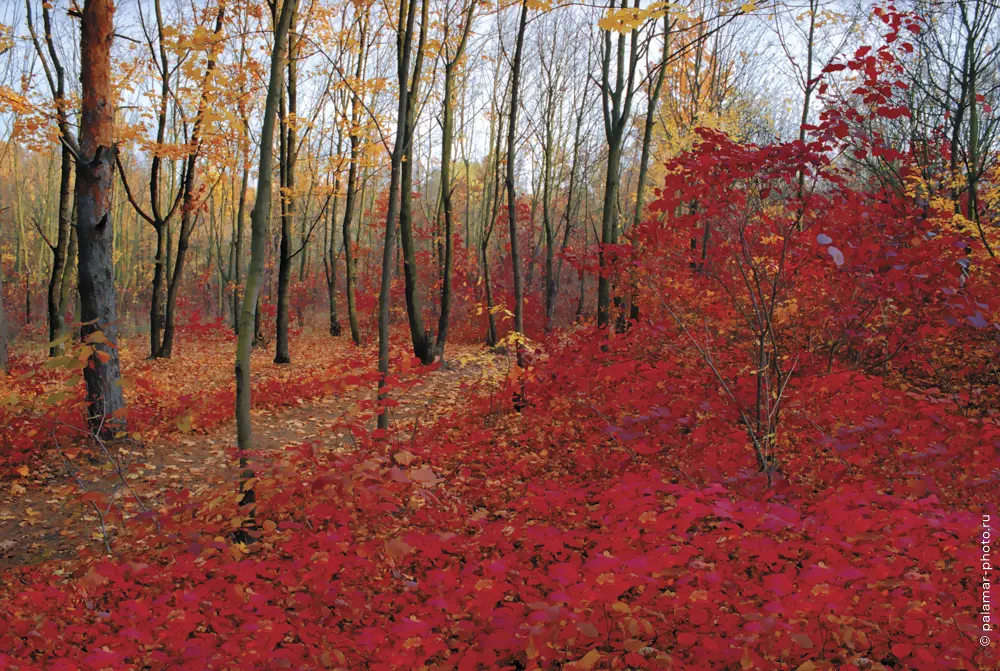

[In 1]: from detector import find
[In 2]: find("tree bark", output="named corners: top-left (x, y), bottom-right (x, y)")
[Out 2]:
top-left (76, 0), bottom-right (125, 435)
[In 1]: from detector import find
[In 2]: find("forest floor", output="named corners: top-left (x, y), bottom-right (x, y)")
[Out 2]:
top-left (0, 323), bottom-right (990, 670)
top-left (0, 334), bottom-right (506, 568)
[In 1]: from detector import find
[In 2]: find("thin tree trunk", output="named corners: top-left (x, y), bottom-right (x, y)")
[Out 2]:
top-left (47, 145), bottom-right (72, 354)
top-left (628, 15), bottom-right (669, 322)
top-left (505, 0), bottom-right (529, 337)
top-left (342, 24), bottom-right (366, 346)
top-left (0, 265), bottom-right (9, 372)
top-left (236, 0), bottom-right (295, 536)
top-left (233, 157), bottom-right (248, 332)
top-left (158, 6), bottom-right (225, 357)
top-left (274, 3), bottom-right (299, 365)
top-left (435, 2), bottom-right (476, 360)
top-left (325, 134), bottom-right (343, 336)
top-left (26, 0), bottom-right (73, 356)
top-left (378, 0), bottom-right (421, 431)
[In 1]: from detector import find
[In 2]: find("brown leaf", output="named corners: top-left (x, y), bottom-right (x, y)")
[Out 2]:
top-left (386, 536), bottom-right (414, 561)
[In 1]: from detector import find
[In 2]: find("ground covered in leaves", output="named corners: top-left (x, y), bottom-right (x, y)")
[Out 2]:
top-left (0, 319), bottom-right (993, 671)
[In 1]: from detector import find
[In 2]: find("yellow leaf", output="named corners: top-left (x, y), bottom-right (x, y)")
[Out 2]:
top-left (14, 465), bottom-right (28, 477)
top-left (569, 649), bottom-right (601, 670)
top-left (394, 450), bottom-right (416, 466)
top-left (45, 390), bottom-right (70, 406)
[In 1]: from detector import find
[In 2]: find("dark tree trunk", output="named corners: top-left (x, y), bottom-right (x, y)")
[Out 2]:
top-left (274, 4), bottom-right (298, 365)
top-left (505, 0), bottom-right (529, 337)
top-left (325, 136), bottom-right (343, 337)
top-left (397, 0), bottom-right (432, 364)
top-left (341, 59), bottom-right (364, 346)
top-left (233, 159), bottom-right (248, 333)
top-left (399, 149), bottom-right (431, 362)
top-left (26, 1), bottom-right (74, 356)
top-left (47, 144), bottom-right (73, 355)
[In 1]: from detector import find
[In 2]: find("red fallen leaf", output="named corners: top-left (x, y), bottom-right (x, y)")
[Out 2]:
top-left (892, 642), bottom-right (913, 658)
top-left (410, 466), bottom-right (440, 486)
top-left (677, 632), bottom-right (698, 646)
top-left (80, 491), bottom-right (108, 506)
top-left (689, 608), bottom-right (710, 625)
top-left (904, 619), bottom-right (923, 636)
top-left (389, 466), bottom-right (410, 483)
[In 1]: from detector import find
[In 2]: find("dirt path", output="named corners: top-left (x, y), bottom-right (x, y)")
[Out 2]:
top-left (0, 345), bottom-right (506, 568)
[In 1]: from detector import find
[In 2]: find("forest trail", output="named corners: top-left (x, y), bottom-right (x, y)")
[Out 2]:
top-left (0, 344), bottom-right (506, 568)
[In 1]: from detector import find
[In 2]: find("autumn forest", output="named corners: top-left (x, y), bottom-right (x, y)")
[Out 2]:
top-left (0, 0), bottom-right (997, 668)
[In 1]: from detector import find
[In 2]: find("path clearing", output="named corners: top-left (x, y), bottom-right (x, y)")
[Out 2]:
top-left (0, 345), bottom-right (507, 567)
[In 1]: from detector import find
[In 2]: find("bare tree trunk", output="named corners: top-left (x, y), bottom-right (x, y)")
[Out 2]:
top-left (0, 265), bottom-right (9, 372)
top-left (628, 15), bottom-right (669, 322)
top-left (398, 0), bottom-right (432, 364)
top-left (150, 224), bottom-right (166, 354)
top-left (233, 158), bottom-right (248, 332)
top-left (77, 0), bottom-right (125, 435)
top-left (236, 0), bottom-right (296, 536)
top-left (47, 145), bottom-right (73, 354)
top-left (538, 32), bottom-right (560, 331)
top-left (274, 4), bottom-right (298, 365)
top-left (505, 0), bottom-right (529, 337)
top-left (341, 23), bottom-right (366, 346)
top-left (158, 6), bottom-right (225, 357)
top-left (26, 1), bottom-right (74, 356)
top-left (378, 0), bottom-right (421, 431)
top-left (597, 0), bottom-right (641, 330)
top-left (434, 1), bottom-right (477, 361)
top-left (325, 134), bottom-right (343, 336)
